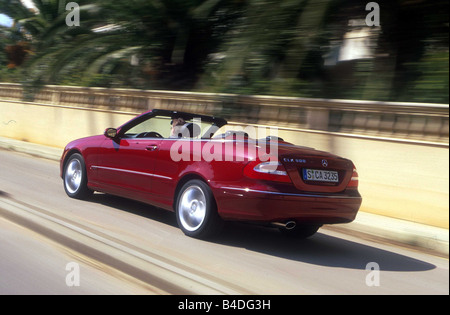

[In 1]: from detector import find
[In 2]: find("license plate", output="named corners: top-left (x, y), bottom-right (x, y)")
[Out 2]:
top-left (303, 169), bottom-right (339, 183)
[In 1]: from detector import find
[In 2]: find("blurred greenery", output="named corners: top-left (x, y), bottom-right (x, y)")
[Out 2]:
top-left (0, 0), bottom-right (448, 103)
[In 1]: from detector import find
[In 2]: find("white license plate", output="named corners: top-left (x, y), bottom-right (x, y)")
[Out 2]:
top-left (303, 169), bottom-right (339, 183)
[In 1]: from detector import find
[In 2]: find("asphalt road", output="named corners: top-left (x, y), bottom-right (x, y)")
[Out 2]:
top-left (0, 216), bottom-right (163, 295)
top-left (0, 149), bottom-right (448, 295)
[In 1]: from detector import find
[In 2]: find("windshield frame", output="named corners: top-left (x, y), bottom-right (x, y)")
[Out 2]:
top-left (117, 109), bottom-right (228, 139)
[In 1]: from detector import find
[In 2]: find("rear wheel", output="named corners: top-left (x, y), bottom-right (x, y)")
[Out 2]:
top-left (175, 179), bottom-right (223, 239)
top-left (280, 224), bottom-right (321, 239)
top-left (63, 153), bottom-right (92, 199)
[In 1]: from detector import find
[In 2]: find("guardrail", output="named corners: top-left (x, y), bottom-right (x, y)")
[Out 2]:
top-left (1, 83), bottom-right (448, 146)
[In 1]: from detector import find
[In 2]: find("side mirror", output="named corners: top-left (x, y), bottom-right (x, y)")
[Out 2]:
top-left (104, 128), bottom-right (118, 139)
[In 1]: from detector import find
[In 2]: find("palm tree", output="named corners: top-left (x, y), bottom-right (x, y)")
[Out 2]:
top-left (83, 0), bottom-right (245, 89)
top-left (0, 0), bottom-right (244, 89)
top-left (0, 1), bottom-right (95, 77)
top-left (0, 0), bottom-right (34, 70)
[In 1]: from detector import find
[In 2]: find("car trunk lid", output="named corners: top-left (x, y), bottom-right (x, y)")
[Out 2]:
top-left (278, 144), bottom-right (354, 193)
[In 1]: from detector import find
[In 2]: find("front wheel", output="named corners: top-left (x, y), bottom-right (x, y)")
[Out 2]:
top-left (63, 153), bottom-right (92, 199)
top-left (175, 180), bottom-right (223, 239)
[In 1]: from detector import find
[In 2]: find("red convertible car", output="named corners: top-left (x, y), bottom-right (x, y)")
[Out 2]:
top-left (61, 109), bottom-right (362, 239)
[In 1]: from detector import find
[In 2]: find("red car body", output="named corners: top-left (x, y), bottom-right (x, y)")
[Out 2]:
top-left (61, 109), bottom-right (362, 238)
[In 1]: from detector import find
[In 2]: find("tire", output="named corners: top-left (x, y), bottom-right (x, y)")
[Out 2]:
top-left (63, 153), bottom-right (92, 199)
top-left (280, 224), bottom-right (321, 239)
top-left (175, 179), bottom-right (223, 239)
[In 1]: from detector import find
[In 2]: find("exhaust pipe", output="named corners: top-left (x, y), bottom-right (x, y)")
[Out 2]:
top-left (271, 221), bottom-right (296, 230)
top-left (285, 221), bottom-right (297, 230)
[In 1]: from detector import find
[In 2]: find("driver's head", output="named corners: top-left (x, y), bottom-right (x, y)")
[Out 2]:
top-left (171, 117), bottom-right (185, 127)
top-left (170, 117), bottom-right (185, 138)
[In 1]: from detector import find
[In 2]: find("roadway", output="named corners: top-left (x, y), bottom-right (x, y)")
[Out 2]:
top-left (0, 149), bottom-right (448, 295)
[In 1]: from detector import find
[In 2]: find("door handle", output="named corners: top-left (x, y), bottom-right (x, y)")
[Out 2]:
top-left (146, 145), bottom-right (158, 151)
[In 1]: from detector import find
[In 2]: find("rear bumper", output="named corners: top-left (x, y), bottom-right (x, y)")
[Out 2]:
top-left (214, 186), bottom-right (362, 225)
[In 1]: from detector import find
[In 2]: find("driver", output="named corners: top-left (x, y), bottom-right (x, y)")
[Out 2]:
top-left (170, 117), bottom-right (186, 138)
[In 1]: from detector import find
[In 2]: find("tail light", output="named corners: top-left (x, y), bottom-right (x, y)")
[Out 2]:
top-left (244, 161), bottom-right (292, 183)
top-left (347, 167), bottom-right (359, 189)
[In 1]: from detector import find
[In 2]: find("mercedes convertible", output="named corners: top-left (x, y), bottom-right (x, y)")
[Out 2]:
top-left (61, 109), bottom-right (362, 239)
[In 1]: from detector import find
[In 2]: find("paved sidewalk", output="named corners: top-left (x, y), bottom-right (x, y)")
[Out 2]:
top-left (0, 136), bottom-right (448, 257)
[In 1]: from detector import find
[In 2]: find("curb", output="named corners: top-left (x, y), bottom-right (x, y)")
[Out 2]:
top-left (326, 212), bottom-right (449, 258)
top-left (0, 137), bottom-right (62, 161)
top-left (0, 136), bottom-right (448, 258)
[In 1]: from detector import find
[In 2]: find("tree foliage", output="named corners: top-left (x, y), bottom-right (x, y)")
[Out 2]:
top-left (0, 0), bottom-right (448, 103)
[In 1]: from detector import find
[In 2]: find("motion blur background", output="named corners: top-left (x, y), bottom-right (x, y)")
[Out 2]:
top-left (0, 0), bottom-right (448, 103)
